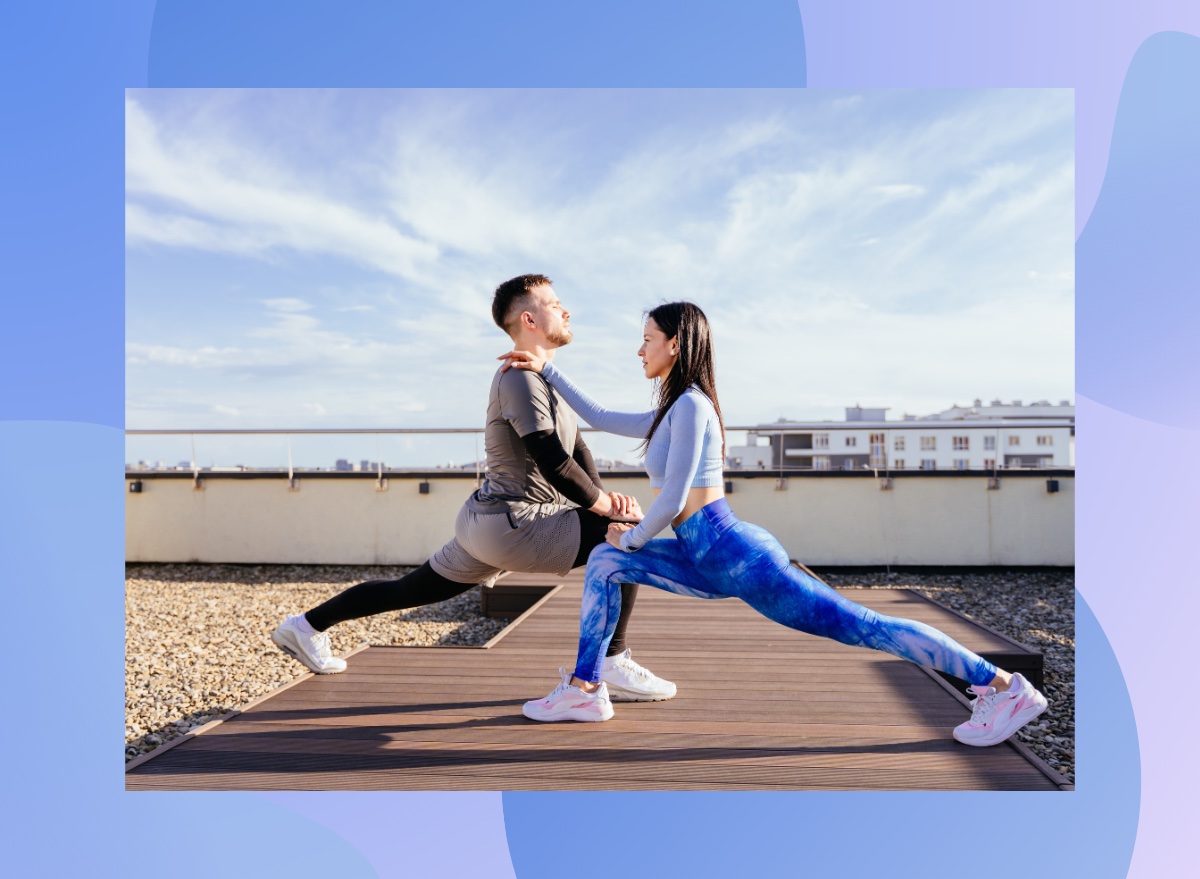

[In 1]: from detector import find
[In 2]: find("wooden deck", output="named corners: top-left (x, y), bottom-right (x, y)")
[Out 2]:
top-left (126, 573), bottom-right (1067, 791)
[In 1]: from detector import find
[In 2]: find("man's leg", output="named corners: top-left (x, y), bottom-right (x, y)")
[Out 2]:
top-left (272, 536), bottom-right (497, 674)
top-left (303, 562), bottom-right (475, 632)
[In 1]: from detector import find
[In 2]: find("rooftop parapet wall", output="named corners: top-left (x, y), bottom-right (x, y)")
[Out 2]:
top-left (125, 471), bottom-right (1073, 567)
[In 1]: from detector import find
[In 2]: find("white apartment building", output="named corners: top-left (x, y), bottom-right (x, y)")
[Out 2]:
top-left (727, 400), bottom-right (1074, 472)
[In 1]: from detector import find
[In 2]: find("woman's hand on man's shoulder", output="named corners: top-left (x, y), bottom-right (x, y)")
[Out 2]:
top-left (498, 350), bottom-right (546, 374)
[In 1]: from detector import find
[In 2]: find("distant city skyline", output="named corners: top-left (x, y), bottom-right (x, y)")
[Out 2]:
top-left (126, 88), bottom-right (1074, 468)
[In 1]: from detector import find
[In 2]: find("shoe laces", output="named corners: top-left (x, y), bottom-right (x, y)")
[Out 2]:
top-left (966, 685), bottom-right (1000, 722)
top-left (616, 651), bottom-right (652, 681)
top-left (547, 668), bottom-right (574, 699)
top-left (312, 631), bottom-right (333, 660)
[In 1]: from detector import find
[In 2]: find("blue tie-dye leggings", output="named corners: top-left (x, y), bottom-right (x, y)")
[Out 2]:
top-left (574, 498), bottom-right (998, 687)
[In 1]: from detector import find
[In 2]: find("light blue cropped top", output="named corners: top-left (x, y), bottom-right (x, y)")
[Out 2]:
top-left (540, 361), bottom-right (724, 552)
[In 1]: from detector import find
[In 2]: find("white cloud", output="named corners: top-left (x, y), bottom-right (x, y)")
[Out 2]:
top-left (125, 96), bottom-right (439, 277)
top-left (262, 298), bottom-right (312, 312)
top-left (874, 183), bottom-right (926, 200)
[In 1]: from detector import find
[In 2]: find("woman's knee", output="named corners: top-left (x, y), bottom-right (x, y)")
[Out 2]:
top-left (586, 542), bottom-right (633, 574)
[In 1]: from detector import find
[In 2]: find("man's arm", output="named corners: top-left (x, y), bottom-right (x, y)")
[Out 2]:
top-left (499, 368), bottom-right (626, 517)
top-left (571, 430), bottom-right (604, 492)
top-left (520, 429), bottom-right (609, 513)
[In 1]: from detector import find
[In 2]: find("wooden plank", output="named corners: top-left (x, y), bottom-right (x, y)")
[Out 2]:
top-left (127, 581), bottom-right (1059, 792)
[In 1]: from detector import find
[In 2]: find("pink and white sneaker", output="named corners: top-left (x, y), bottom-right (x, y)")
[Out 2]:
top-left (522, 669), bottom-right (614, 722)
top-left (953, 673), bottom-right (1048, 747)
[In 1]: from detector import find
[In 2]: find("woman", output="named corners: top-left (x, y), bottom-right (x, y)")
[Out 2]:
top-left (501, 301), bottom-right (1049, 747)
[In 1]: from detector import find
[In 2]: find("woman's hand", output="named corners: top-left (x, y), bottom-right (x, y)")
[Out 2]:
top-left (607, 492), bottom-right (644, 523)
top-left (498, 349), bottom-right (546, 374)
top-left (606, 522), bottom-right (633, 549)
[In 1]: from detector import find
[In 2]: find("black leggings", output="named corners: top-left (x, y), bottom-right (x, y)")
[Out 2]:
top-left (304, 508), bottom-right (639, 658)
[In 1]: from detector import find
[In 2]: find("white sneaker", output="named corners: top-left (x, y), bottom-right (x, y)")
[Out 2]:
top-left (271, 614), bottom-right (347, 674)
top-left (523, 669), bottom-right (614, 722)
top-left (953, 673), bottom-right (1048, 747)
top-left (600, 648), bottom-right (677, 702)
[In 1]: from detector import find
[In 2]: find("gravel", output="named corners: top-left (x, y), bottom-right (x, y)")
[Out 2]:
top-left (124, 563), bottom-right (509, 762)
top-left (126, 564), bottom-right (1074, 784)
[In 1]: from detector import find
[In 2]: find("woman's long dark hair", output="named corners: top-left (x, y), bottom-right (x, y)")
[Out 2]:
top-left (639, 301), bottom-right (725, 459)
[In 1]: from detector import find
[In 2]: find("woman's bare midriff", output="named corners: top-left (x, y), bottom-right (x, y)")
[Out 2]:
top-left (653, 486), bottom-right (726, 528)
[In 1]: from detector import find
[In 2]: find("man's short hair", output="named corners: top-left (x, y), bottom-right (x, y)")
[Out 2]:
top-left (492, 274), bottom-right (552, 335)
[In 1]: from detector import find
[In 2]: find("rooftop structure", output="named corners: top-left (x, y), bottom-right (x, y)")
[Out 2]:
top-left (728, 400), bottom-right (1075, 472)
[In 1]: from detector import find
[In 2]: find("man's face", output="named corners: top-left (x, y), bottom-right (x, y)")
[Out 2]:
top-left (526, 284), bottom-right (572, 347)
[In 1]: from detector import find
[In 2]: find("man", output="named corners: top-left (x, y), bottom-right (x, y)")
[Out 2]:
top-left (271, 274), bottom-right (674, 702)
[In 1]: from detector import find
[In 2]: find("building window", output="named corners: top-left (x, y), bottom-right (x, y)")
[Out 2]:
top-left (921, 459), bottom-right (937, 471)
top-left (868, 433), bottom-right (886, 465)
top-left (814, 432), bottom-right (829, 449)
top-left (1008, 435), bottom-right (1021, 446)
top-left (894, 459), bottom-right (905, 470)
top-left (984, 458), bottom-right (996, 470)
top-left (813, 456), bottom-right (831, 471)
top-left (920, 436), bottom-right (936, 451)
top-left (983, 435), bottom-right (996, 451)
top-left (894, 436), bottom-right (906, 451)
top-left (845, 436), bottom-right (857, 447)
top-left (1037, 435), bottom-right (1054, 446)
top-left (952, 436), bottom-right (969, 451)
top-left (954, 458), bottom-right (969, 470)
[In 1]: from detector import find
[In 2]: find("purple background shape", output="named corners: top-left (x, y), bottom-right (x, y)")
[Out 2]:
top-left (259, 791), bottom-right (517, 877)
top-left (1076, 33), bottom-right (1200, 426)
top-left (796, 1), bottom-right (1200, 237)
top-left (2, 0), bottom-right (1196, 875)
top-left (1076, 395), bottom-right (1200, 879)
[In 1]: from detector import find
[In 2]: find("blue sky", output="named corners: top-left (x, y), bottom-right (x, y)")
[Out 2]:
top-left (126, 89), bottom-right (1073, 469)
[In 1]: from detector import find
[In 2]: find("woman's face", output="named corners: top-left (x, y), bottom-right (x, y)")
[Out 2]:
top-left (638, 317), bottom-right (677, 381)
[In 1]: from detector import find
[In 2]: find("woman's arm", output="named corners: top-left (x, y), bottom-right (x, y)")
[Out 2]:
top-left (540, 362), bottom-right (655, 439)
top-left (618, 392), bottom-right (710, 551)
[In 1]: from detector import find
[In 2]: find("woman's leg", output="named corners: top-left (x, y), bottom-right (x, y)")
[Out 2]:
top-left (522, 538), bottom-right (725, 722)
top-left (573, 509), bottom-right (639, 658)
top-left (572, 540), bottom-right (728, 685)
top-left (718, 523), bottom-right (999, 686)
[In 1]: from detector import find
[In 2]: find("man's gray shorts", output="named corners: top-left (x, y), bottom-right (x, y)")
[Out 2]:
top-left (429, 502), bottom-right (582, 584)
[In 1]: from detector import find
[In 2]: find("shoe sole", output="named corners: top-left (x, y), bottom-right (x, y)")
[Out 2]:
top-left (271, 630), bottom-right (347, 674)
top-left (522, 703), bottom-right (615, 722)
top-left (954, 694), bottom-right (1048, 747)
top-left (605, 683), bottom-right (677, 702)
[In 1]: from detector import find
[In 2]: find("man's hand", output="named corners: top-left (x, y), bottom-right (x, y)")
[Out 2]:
top-left (607, 492), bottom-right (644, 523)
top-left (606, 522), bottom-right (633, 549)
top-left (498, 349), bottom-right (546, 374)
